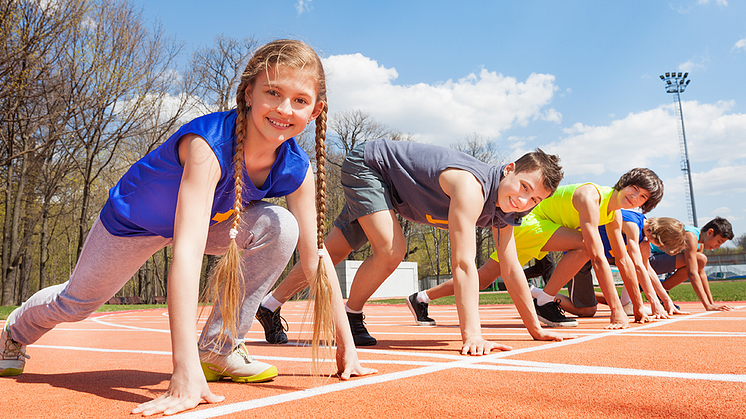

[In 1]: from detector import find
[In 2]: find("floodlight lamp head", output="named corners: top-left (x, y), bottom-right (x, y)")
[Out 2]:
top-left (683, 72), bottom-right (688, 78)
top-left (686, 80), bottom-right (691, 85)
top-left (667, 80), bottom-right (672, 85)
top-left (660, 75), bottom-right (665, 80)
top-left (666, 72), bottom-right (670, 77)
top-left (678, 72), bottom-right (682, 78)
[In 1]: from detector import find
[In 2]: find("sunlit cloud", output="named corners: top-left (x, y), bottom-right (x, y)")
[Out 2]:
top-left (322, 53), bottom-right (560, 146)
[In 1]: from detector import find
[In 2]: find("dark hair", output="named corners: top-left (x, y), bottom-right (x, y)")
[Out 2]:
top-left (513, 148), bottom-right (563, 194)
top-left (702, 216), bottom-right (734, 240)
top-left (613, 168), bottom-right (663, 213)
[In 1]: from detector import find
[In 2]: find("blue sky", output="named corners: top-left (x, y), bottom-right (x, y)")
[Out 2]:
top-left (134, 0), bottom-right (746, 241)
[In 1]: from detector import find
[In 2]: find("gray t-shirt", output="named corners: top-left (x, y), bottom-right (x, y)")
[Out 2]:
top-left (364, 139), bottom-right (529, 230)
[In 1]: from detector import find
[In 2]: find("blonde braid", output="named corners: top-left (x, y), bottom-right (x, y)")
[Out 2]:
top-left (310, 102), bottom-right (335, 373)
top-left (202, 81), bottom-right (248, 354)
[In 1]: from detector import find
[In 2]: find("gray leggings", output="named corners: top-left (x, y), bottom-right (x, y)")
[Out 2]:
top-left (8, 201), bottom-right (298, 355)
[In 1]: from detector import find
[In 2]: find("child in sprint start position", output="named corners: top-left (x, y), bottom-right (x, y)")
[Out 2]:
top-left (568, 211), bottom-right (687, 319)
top-left (256, 140), bottom-right (573, 354)
top-left (0, 40), bottom-right (374, 416)
top-left (419, 169), bottom-right (664, 330)
top-left (650, 216), bottom-right (735, 312)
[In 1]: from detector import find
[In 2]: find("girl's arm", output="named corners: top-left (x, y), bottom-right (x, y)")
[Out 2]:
top-left (285, 167), bottom-right (376, 379)
top-left (133, 134), bottom-right (224, 416)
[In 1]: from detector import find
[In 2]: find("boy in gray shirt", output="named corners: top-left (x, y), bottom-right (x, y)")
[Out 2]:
top-left (257, 139), bottom-right (571, 354)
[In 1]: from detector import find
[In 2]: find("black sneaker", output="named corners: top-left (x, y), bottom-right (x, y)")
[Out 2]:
top-left (346, 312), bottom-right (377, 346)
top-left (406, 293), bottom-right (436, 326)
top-left (534, 299), bottom-right (578, 327)
top-left (255, 305), bottom-right (289, 344)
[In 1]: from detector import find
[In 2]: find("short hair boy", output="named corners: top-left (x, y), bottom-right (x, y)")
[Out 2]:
top-left (256, 138), bottom-right (569, 354)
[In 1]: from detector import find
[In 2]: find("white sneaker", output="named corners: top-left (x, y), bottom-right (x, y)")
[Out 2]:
top-left (623, 302), bottom-right (652, 316)
top-left (1, 320), bottom-right (30, 376)
top-left (199, 342), bottom-right (277, 383)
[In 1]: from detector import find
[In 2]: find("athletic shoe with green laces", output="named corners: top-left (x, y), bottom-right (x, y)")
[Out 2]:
top-left (1, 321), bottom-right (29, 377)
top-left (199, 342), bottom-right (277, 383)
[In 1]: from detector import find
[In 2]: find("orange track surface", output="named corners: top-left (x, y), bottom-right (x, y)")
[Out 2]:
top-left (2, 301), bottom-right (745, 418)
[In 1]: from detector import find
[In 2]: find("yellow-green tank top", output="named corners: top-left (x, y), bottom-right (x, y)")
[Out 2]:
top-left (531, 183), bottom-right (616, 229)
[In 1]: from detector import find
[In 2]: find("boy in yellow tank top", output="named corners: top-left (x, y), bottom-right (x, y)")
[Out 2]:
top-left (421, 168), bottom-right (664, 330)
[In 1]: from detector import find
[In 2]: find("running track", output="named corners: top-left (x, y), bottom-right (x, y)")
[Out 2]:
top-left (2, 301), bottom-right (745, 418)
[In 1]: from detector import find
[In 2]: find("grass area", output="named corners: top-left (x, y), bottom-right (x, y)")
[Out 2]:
top-left (2, 280), bottom-right (744, 320)
top-left (0, 304), bottom-right (167, 321)
top-left (371, 279), bottom-right (746, 306)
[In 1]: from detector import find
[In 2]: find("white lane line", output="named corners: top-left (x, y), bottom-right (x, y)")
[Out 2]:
top-left (166, 309), bottom-right (740, 418)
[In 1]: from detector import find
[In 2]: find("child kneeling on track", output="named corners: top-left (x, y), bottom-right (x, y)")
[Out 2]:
top-left (255, 141), bottom-right (573, 355)
top-left (0, 39), bottom-right (375, 416)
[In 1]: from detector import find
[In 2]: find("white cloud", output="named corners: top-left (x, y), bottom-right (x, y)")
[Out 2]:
top-left (296, 0), bottom-right (312, 15)
top-left (734, 38), bottom-right (746, 51)
top-left (539, 100), bottom-right (746, 178)
top-left (698, 0), bottom-right (727, 5)
top-left (322, 53), bottom-right (559, 146)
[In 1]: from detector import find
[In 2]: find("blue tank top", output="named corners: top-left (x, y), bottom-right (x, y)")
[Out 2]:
top-left (651, 224), bottom-right (699, 255)
top-left (599, 209), bottom-right (645, 259)
top-left (363, 138), bottom-right (530, 230)
top-left (100, 110), bottom-right (309, 237)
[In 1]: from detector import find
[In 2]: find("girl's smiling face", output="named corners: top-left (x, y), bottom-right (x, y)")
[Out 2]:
top-left (496, 163), bottom-right (552, 213)
top-left (244, 65), bottom-right (323, 146)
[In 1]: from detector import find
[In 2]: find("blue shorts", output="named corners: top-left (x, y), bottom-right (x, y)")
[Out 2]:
top-left (649, 252), bottom-right (677, 275)
top-left (333, 143), bottom-right (395, 251)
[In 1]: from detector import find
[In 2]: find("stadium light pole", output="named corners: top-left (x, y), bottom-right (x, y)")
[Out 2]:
top-left (660, 71), bottom-right (697, 227)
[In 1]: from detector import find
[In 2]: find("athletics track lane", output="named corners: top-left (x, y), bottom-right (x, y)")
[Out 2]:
top-left (1, 301), bottom-right (744, 418)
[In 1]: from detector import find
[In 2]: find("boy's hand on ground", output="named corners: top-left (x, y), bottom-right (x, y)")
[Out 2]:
top-left (706, 303), bottom-right (734, 311)
top-left (461, 337), bottom-right (512, 355)
top-left (634, 309), bottom-right (655, 324)
top-left (670, 306), bottom-right (690, 315)
top-left (606, 310), bottom-right (630, 330)
top-left (534, 330), bottom-right (578, 342)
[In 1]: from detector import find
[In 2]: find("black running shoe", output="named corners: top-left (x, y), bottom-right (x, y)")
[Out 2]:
top-left (255, 305), bottom-right (289, 344)
top-left (406, 293), bottom-right (436, 326)
top-left (534, 299), bottom-right (578, 327)
top-left (346, 312), bottom-right (377, 346)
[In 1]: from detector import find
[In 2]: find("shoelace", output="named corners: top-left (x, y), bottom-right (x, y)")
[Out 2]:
top-left (551, 300), bottom-right (568, 317)
top-left (3, 335), bottom-right (29, 360)
top-left (235, 343), bottom-right (255, 365)
top-left (271, 312), bottom-right (289, 334)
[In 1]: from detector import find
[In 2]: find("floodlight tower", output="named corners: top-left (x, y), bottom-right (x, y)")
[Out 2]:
top-left (660, 71), bottom-right (697, 227)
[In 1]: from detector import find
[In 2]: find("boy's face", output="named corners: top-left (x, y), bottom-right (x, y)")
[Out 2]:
top-left (702, 229), bottom-right (728, 250)
top-left (497, 164), bottom-right (552, 213)
top-left (618, 185), bottom-right (650, 210)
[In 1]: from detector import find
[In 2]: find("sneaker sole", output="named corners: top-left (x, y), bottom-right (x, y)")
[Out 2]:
top-left (406, 298), bottom-right (436, 326)
top-left (536, 314), bottom-right (578, 328)
top-left (0, 367), bottom-right (24, 376)
top-left (201, 363), bottom-right (278, 383)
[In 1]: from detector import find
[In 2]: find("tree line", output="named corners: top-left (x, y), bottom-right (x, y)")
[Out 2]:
top-left (1, 0), bottom-right (503, 306)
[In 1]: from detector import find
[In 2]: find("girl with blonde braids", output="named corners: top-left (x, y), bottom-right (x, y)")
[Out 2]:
top-left (0, 39), bottom-right (374, 416)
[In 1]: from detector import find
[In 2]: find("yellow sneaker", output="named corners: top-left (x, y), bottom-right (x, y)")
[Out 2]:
top-left (1, 320), bottom-right (29, 377)
top-left (199, 342), bottom-right (277, 383)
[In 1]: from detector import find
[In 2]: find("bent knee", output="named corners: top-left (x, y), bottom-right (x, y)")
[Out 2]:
top-left (575, 306), bottom-right (597, 317)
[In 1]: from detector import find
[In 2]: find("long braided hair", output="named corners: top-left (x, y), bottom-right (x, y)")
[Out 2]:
top-left (204, 39), bottom-right (333, 361)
